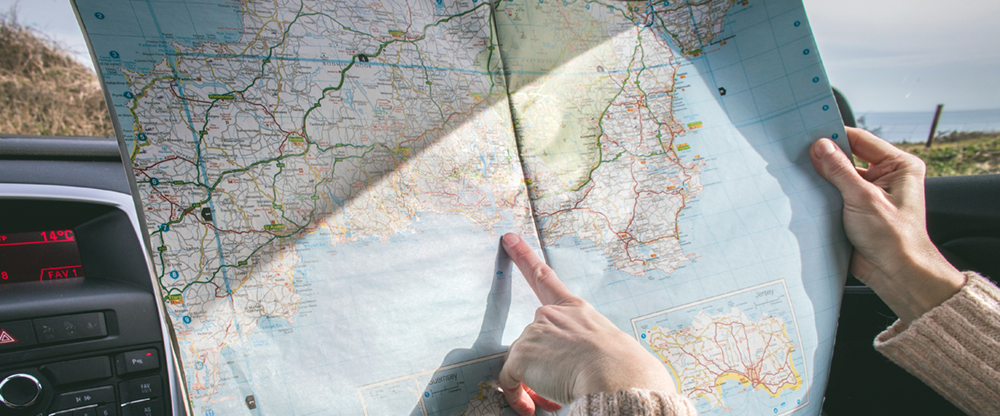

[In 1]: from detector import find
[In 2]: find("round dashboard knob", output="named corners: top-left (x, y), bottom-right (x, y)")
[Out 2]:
top-left (0, 374), bottom-right (42, 409)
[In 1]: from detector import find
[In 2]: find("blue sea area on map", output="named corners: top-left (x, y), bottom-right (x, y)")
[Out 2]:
top-left (418, 357), bottom-right (511, 416)
top-left (75, 0), bottom-right (244, 145)
top-left (77, 0), bottom-right (243, 72)
top-left (196, 211), bottom-right (538, 416)
top-left (707, 380), bottom-right (806, 416)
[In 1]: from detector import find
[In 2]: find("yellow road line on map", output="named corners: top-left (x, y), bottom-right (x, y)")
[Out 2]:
top-left (216, 189), bottom-right (253, 229)
top-left (236, 5), bottom-right (278, 56)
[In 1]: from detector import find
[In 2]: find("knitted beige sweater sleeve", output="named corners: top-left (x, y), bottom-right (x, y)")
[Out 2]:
top-left (874, 271), bottom-right (1000, 416)
top-left (566, 389), bottom-right (697, 416)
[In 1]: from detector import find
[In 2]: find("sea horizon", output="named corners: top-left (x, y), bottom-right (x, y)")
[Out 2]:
top-left (854, 108), bottom-right (1000, 143)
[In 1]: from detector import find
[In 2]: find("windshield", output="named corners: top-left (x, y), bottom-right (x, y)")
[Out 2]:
top-left (2, 0), bottom-right (998, 171)
top-left (805, 0), bottom-right (1000, 143)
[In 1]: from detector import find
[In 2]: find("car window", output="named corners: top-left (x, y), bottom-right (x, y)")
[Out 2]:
top-left (0, 9), bottom-right (112, 138)
top-left (2, 1), bottom-right (997, 177)
top-left (804, 0), bottom-right (1000, 177)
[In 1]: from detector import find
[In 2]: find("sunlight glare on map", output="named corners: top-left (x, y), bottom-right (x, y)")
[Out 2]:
top-left (74, 0), bottom-right (851, 414)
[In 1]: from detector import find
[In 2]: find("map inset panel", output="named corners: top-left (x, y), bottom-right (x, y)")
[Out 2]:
top-left (632, 280), bottom-right (807, 416)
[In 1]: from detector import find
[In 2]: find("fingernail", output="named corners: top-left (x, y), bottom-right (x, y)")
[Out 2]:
top-left (502, 233), bottom-right (520, 248)
top-left (816, 139), bottom-right (836, 158)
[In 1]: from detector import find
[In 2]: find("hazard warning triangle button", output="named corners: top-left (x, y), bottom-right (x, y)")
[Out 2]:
top-left (0, 330), bottom-right (15, 344)
top-left (0, 320), bottom-right (36, 351)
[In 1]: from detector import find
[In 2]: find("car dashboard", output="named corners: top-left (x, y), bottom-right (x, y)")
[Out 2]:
top-left (0, 135), bottom-right (187, 416)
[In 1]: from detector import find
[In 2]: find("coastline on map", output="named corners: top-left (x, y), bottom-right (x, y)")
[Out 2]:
top-left (855, 108), bottom-right (1000, 143)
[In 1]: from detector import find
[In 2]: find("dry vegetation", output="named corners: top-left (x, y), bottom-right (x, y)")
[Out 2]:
top-left (0, 14), bottom-right (113, 136)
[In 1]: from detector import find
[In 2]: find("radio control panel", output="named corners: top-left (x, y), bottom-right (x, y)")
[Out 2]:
top-left (1, 344), bottom-right (166, 416)
top-left (1, 136), bottom-right (187, 416)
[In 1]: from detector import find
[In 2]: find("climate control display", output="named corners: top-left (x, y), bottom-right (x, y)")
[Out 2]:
top-left (0, 230), bottom-right (86, 285)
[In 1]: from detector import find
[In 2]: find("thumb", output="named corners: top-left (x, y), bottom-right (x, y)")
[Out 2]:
top-left (499, 354), bottom-right (535, 416)
top-left (810, 138), bottom-right (870, 202)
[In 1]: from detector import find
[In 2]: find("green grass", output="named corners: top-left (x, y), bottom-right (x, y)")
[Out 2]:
top-left (894, 132), bottom-right (1000, 177)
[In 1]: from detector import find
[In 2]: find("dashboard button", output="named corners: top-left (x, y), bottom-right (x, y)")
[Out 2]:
top-left (0, 373), bottom-right (42, 409)
top-left (0, 320), bottom-right (38, 351)
top-left (41, 356), bottom-right (112, 385)
top-left (119, 376), bottom-right (161, 402)
top-left (33, 313), bottom-right (107, 344)
top-left (115, 350), bottom-right (158, 375)
top-left (121, 399), bottom-right (162, 416)
top-left (50, 386), bottom-right (114, 411)
top-left (95, 404), bottom-right (117, 416)
top-left (73, 408), bottom-right (97, 416)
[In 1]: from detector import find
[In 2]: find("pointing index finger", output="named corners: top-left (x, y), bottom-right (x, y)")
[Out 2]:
top-left (501, 233), bottom-right (577, 306)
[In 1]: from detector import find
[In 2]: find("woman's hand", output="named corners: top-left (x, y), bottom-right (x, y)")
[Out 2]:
top-left (810, 127), bottom-right (966, 324)
top-left (498, 233), bottom-right (675, 416)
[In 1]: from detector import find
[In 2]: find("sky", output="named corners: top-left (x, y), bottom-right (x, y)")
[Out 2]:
top-left (2, 0), bottom-right (998, 112)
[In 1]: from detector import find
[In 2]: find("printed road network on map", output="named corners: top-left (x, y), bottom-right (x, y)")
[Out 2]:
top-left (633, 280), bottom-right (808, 415)
top-left (498, 0), bottom-right (737, 278)
top-left (73, 0), bottom-right (849, 414)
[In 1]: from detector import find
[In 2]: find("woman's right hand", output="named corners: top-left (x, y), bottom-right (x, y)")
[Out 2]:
top-left (809, 127), bottom-right (966, 324)
top-left (498, 233), bottom-right (675, 415)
